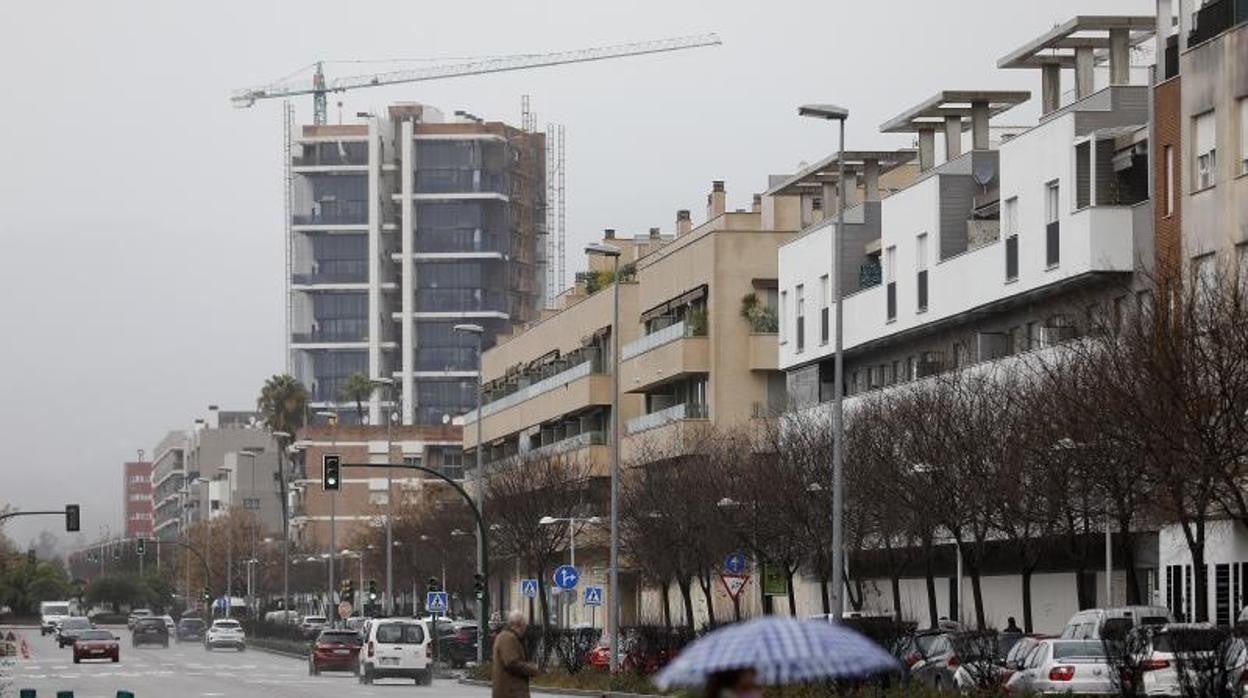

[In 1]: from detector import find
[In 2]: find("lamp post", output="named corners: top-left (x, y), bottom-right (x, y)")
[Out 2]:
top-left (539, 515), bottom-right (601, 627)
top-left (798, 102), bottom-right (849, 620)
top-left (369, 376), bottom-right (395, 616)
top-left (584, 241), bottom-right (622, 670)
top-left (453, 322), bottom-right (486, 662)
top-left (272, 429), bottom-right (293, 620)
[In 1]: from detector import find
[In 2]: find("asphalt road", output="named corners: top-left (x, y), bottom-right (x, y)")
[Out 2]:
top-left (1, 625), bottom-right (492, 698)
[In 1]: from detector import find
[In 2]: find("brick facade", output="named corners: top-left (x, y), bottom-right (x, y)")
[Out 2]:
top-left (1154, 75), bottom-right (1183, 285)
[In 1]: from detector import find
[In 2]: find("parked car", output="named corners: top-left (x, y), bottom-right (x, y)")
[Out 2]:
top-left (57, 617), bottom-right (94, 648)
top-left (1004, 639), bottom-right (1115, 695)
top-left (1060, 606), bottom-right (1173, 640)
top-left (39, 601), bottom-right (72, 636)
top-left (439, 621), bottom-right (479, 668)
top-left (309, 629), bottom-right (363, 675)
top-left (956, 634), bottom-right (1050, 690)
top-left (205, 618), bottom-right (246, 651)
top-left (126, 608), bottom-right (154, 631)
top-left (72, 629), bottom-right (120, 664)
top-left (131, 616), bottom-right (169, 648)
top-left (176, 617), bottom-right (206, 642)
top-left (299, 615), bottom-right (328, 638)
top-left (1139, 623), bottom-right (1234, 697)
top-left (358, 618), bottom-right (431, 685)
top-left (902, 631), bottom-right (958, 690)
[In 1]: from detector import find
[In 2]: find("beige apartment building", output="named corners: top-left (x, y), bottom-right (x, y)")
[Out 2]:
top-left (464, 180), bottom-right (805, 624)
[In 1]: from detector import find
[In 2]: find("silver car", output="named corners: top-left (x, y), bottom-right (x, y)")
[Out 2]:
top-left (1005, 639), bottom-right (1115, 695)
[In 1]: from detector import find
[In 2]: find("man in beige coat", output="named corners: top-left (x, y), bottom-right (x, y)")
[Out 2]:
top-left (492, 610), bottom-right (539, 698)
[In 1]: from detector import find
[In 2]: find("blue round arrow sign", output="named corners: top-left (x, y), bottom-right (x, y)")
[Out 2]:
top-left (553, 564), bottom-right (580, 590)
top-left (725, 553), bottom-right (748, 574)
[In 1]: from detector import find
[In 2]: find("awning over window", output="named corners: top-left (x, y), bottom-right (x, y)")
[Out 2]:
top-left (640, 285), bottom-right (707, 323)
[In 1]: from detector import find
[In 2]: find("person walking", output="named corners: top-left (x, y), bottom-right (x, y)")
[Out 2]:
top-left (1003, 617), bottom-right (1022, 636)
top-left (492, 609), bottom-right (539, 698)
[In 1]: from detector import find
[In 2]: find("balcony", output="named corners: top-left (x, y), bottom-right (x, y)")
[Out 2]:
top-left (486, 431), bottom-right (611, 475)
top-left (292, 268), bottom-right (368, 286)
top-left (620, 322), bottom-right (710, 393)
top-left (1189, 0), bottom-right (1248, 46)
top-left (465, 361), bottom-right (612, 446)
top-left (625, 401), bottom-right (708, 435)
top-left (747, 333), bottom-right (778, 371)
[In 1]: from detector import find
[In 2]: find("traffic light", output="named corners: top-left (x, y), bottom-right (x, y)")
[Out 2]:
top-left (339, 578), bottom-right (354, 599)
top-left (427, 576), bottom-right (441, 593)
top-left (65, 504), bottom-right (80, 532)
top-left (136, 537), bottom-right (146, 557)
top-left (201, 588), bottom-right (211, 602)
top-left (368, 579), bottom-right (378, 602)
top-left (322, 454), bottom-right (341, 491)
top-left (473, 573), bottom-right (485, 600)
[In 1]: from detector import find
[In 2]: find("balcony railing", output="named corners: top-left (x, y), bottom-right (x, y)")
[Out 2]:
top-left (622, 320), bottom-right (704, 361)
top-left (291, 268), bottom-right (368, 285)
top-left (487, 430), bottom-right (608, 470)
top-left (1189, 0), bottom-right (1248, 46)
top-left (625, 402), bottom-right (708, 435)
top-left (471, 360), bottom-right (599, 421)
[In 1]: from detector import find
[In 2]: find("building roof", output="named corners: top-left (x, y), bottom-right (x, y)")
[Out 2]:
top-left (764, 149), bottom-right (916, 196)
top-left (997, 16), bottom-right (1156, 69)
top-left (880, 91), bottom-right (1031, 134)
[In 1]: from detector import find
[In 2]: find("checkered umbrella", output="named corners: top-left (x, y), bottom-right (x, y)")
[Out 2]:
top-left (653, 617), bottom-right (900, 689)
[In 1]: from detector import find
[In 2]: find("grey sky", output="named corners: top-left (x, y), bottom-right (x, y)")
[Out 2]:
top-left (0, 0), bottom-right (1150, 550)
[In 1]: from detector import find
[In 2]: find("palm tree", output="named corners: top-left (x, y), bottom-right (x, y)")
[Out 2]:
top-left (256, 374), bottom-right (308, 610)
top-left (338, 371), bottom-right (374, 424)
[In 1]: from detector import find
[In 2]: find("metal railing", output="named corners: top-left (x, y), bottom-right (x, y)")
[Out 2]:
top-left (487, 430), bottom-right (607, 470)
top-left (467, 360), bottom-right (598, 422)
top-left (622, 320), bottom-right (704, 360)
top-left (625, 402), bottom-right (708, 435)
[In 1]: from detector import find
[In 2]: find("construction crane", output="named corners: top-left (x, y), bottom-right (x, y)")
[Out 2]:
top-left (232, 33), bottom-right (722, 124)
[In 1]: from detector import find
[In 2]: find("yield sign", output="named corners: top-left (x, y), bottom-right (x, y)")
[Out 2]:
top-left (719, 573), bottom-right (750, 600)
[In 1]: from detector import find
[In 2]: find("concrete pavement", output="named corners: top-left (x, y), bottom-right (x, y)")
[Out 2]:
top-left (1, 625), bottom-right (492, 698)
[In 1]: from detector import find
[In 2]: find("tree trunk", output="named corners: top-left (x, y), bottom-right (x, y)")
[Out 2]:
top-left (968, 564), bottom-right (986, 630)
top-left (1021, 567), bottom-right (1034, 633)
top-left (890, 574), bottom-right (903, 624)
top-left (785, 568), bottom-right (797, 616)
top-left (1191, 537), bottom-right (1208, 623)
top-left (677, 577), bottom-right (695, 631)
top-left (819, 573), bottom-right (831, 615)
top-left (924, 551), bottom-right (939, 627)
top-left (661, 580), bottom-right (672, 629)
top-left (698, 572), bottom-right (717, 628)
top-left (1118, 521), bottom-right (1141, 605)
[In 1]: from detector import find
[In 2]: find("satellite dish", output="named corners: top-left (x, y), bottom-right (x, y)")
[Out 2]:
top-left (972, 160), bottom-right (996, 188)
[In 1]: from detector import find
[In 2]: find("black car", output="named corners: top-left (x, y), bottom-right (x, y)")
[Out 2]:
top-left (440, 622), bottom-right (479, 668)
top-left (56, 617), bottom-right (94, 648)
top-left (132, 617), bottom-right (169, 648)
top-left (176, 618), bottom-right (206, 643)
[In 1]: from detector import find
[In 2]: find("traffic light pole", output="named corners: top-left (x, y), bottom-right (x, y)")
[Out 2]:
top-left (337, 463), bottom-right (489, 642)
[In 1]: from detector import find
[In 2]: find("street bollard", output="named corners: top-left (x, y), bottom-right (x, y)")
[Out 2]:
top-left (19, 689), bottom-right (36, 698)
top-left (56, 692), bottom-right (73, 698)
top-left (117, 692), bottom-right (135, 698)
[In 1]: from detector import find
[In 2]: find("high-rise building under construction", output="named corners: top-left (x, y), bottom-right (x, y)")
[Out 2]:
top-left (288, 103), bottom-right (545, 426)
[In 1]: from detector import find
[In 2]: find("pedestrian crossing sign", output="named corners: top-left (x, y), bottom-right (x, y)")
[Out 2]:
top-left (520, 578), bottom-right (538, 599)
top-left (426, 590), bottom-right (449, 614)
top-left (583, 586), bottom-right (603, 607)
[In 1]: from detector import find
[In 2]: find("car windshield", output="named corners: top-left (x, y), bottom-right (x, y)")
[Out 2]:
top-left (63, 619), bottom-right (90, 629)
top-left (318, 631), bottom-right (361, 643)
top-left (214, 621), bottom-right (241, 629)
top-left (137, 619), bottom-right (163, 627)
top-left (1154, 630), bottom-right (1226, 653)
top-left (1053, 641), bottom-right (1107, 658)
top-left (375, 623), bottom-right (425, 644)
top-left (915, 635), bottom-right (949, 656)
top-left (303, 617), bottom-right (326, 623)
top-left (179, 619), bottom-right (204, 628)
top-left (43, 605), bottom-right (69, 616)
top-left (77, 631), bottom-right (113, 641)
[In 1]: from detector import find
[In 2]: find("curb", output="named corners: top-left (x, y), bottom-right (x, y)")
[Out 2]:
top-left (458, 678), bottom-right (656, 697)
top-left (247, 643), bottom-right (307, 660)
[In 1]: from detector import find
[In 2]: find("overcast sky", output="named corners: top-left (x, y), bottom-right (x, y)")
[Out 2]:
top-left (0, 0), bottom-right (1151, 550)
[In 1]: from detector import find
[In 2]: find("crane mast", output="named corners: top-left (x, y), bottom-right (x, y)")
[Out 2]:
top-left (232, 33), bottom-right (722, 123)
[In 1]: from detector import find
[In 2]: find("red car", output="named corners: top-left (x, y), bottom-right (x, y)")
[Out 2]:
top-left (309, 629), bottom-right (363, 675)
top-left (73, 629), bottom-right (119, 663)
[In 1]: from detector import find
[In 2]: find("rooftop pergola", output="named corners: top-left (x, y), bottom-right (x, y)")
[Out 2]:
top-left (997, 16), bottom-right (1155, 113)
top-left (878, 90), bottom-right (1030, 170)
top-left (765, 150), bottom-right (916, 201)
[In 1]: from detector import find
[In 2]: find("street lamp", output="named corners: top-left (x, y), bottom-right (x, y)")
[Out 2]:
top-left (799, 101), bottom-right (849, 620)
top-left (453, 322), bottom-right (486, 661)
top-left (369, 376), bottom-right (396, 616)
top-left (584, 241), bottom-right (622, 670)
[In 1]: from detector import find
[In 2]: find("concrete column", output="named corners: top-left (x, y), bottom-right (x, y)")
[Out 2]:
top-left (707, 180), bottom-right (726, 219)
top-left (863, 158), bottom-right (881, 201)
top-left (400, 119), bottom-right (415, 425)
top-left (367, 117), bottom-right (382, 426)
top-left (821, 182), bottom-right (836, 219)
top-left (1156, 0), bottom-right (1173, 70)
top-left (1042, 63), bottom-right (1062, 114)
top-left (1109, 28), bottom-right (1130, 85)
top-left (1075, 47), bottom-right (1096, 98)
top-left (841, 171), bottom-right (861, 209)
top-left (1089, 133), bottom-right (1098, 206)
top-left (1178, 0), bottom-right (1192, 52)
top-left (970, 101), bottom-right (989, 151)
top-left (918, 127), bottom-right (936, 171)
top-left (944, 115), bottom-right (962, 161)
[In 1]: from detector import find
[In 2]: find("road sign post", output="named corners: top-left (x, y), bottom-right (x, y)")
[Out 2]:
top-left (719, 574), bottom-right (751, 621)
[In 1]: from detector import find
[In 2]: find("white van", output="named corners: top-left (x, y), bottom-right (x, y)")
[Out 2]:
top-left (1059, 606), bottom-right (1173, 640)
top-left (39, 601), bottom-right (72, 636)
top-left (357, 618), bottom-right (431, 685)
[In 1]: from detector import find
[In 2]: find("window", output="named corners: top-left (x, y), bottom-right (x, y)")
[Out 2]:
top-left (779, 290), bottom-right (787, 344)
top-left (1164, 145), bottom-right (1175, 216)
top-left (1240, 98), bottom-right (1248, 175)
top-left (1026, 321), bottom-right (1039, 350)
top-left (1194, 110), bottom-right (1216, 189)
top-left (818, 275), bottom-right (829, 344)
top-left (916, 234), bottom-right (929, 313)
top-left (1045, 181), bottom-right (1061, 267)
top-left (795, 285), bottom-right (805, 352)
top-left (1003, 197), bottom-right (1018, 235)
top-left (885, 246), bottom-right (897, 321)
